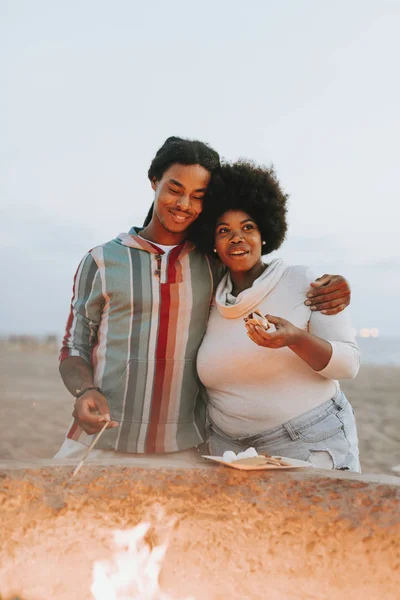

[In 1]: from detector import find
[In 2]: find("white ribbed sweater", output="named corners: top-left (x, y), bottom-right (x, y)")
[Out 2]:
top-left (196, 259), bottom-right (360, 437)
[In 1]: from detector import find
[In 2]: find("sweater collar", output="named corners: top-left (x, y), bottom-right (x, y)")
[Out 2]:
top-left (115, 227), bottom-right (196, 259)
top-left (215, 258), bottom-right (287, 318)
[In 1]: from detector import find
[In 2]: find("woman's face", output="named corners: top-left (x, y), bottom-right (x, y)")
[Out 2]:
top-left (214, 209), bottom-right (264, 273)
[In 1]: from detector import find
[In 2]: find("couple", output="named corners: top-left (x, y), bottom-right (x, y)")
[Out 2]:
top-left (55, 136), bottom-right (360, 471)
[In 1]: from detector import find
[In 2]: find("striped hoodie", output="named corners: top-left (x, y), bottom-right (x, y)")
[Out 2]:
top-left (60, 227), bottom-right (221, 453)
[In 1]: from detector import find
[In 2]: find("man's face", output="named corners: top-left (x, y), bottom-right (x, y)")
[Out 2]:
top-left (151, 164), bottom-right (211, 236)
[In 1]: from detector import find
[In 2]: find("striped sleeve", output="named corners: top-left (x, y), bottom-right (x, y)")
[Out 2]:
top-left (59, 252), bottom-right (104, 365)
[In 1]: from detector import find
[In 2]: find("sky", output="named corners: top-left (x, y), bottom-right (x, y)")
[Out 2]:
top-left (2, 0), bottom-right (400, 336)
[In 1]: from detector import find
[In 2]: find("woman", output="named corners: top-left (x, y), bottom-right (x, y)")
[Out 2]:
top-left (194, 161), bottom-right (361, 471)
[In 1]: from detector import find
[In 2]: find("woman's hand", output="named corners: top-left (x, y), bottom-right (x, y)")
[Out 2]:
top-left (245, 314), bottom-right (334, 371)
top-left (245, 315), bottom-right (300, 348)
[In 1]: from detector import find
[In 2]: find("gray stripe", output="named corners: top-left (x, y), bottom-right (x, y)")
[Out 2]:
top-left (73, 254), bottom-right (99, 354)
top-left (178, 253), bottom-right (213, 428)
top-left (117, 249), bottom-right (152, 452)
top-left (100, 242), bottom-right (134, 416)
top-left (176, 421), bottom-right (203, 449)
top-left (184, 253), bottom-right (214, 359)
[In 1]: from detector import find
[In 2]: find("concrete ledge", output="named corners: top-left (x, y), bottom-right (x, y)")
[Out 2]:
top-left (1, 462), bottom-right (399, 599)
top-left (2, 456), bottom-right (400, 484)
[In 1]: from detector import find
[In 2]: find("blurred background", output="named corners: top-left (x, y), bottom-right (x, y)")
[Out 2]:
top-left (1, 0), bottom-right (399, 473)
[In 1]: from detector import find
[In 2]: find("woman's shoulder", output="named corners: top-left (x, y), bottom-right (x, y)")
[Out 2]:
top-left (283, 263), bottom-right (315, 279)
top-left (278, 263), bottom-right (316, 292)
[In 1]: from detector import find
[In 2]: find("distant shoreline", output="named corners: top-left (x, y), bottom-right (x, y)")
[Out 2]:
top-left (356, 337), bottom-right (400, 366)
top-left (2, 335), bottom-right (399, 366)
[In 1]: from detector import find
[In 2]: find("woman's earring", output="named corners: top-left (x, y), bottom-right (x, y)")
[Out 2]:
top-left (262, 241), bottom-right (266, 246)
top-left (213, 248), bottom-right (217, 253)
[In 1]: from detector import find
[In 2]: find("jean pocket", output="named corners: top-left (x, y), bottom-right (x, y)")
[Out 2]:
top-left (294, 412), bottom-right (344, 443)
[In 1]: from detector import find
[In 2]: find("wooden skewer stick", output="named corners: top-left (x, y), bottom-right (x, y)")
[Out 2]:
top-left (71, 421), bottom-right (109, 477)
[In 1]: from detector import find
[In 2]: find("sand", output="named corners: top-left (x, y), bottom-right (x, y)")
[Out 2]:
top-left (0, 343), bottom-right (399, 476)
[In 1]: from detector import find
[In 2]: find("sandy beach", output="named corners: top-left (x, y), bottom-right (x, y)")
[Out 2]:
top-left (0, 343), bottom-right (399, 476)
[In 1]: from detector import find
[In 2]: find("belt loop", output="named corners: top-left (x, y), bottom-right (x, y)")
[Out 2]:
top-left (333, 391), bottom-right (346, 410)
top-left (284, 421), bottom-right (299, 441)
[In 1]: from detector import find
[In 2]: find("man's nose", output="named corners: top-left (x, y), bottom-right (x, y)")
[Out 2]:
top-left (176, 194), bottom-right (191, 210)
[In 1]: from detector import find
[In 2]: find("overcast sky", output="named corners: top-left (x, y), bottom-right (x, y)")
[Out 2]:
top-left (2, 0), bottom-right (400, 336)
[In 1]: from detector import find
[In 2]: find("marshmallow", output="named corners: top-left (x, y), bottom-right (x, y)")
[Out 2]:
top-left (222, 451), bottom-right (237, 463)
top-left (236, 447), bottom-right (258, 460)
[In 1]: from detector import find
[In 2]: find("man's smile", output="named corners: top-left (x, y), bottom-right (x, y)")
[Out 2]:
top-left (168, 209), bottom-right (193, 223)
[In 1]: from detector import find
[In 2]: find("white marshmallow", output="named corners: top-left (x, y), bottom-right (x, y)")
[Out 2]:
top-left (236, 447), bottom-right (258, 460)
top-left (222, 450), bottom-right (237, 463)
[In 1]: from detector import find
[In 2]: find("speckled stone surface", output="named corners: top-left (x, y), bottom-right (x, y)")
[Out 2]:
top-left (1, 461), bottom-right (399, 600)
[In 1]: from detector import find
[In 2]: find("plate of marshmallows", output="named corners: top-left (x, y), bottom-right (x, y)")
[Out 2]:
top-left (202, 447), bottom-right (312, 471)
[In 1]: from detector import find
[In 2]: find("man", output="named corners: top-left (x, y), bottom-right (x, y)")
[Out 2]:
top-left (55, 137), bottom-right (351, 458)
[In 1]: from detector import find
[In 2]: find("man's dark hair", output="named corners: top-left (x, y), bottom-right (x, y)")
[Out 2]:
top-left (143, 136), bottom-right (221, 226)
top-left (189, 160), bottom-right (289, 256)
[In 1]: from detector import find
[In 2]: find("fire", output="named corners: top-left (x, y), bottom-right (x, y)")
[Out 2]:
top-left (91, 516), bottom-right (193, 600)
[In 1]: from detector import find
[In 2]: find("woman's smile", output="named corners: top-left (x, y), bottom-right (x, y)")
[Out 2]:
top-left (228, 247), bottom-right (250, 257)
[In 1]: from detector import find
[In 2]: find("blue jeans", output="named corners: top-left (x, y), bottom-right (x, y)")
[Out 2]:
top-left (207, 391), bottom-right (361, 472)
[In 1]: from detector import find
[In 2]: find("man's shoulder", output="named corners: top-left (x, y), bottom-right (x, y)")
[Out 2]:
top-left (86, 237), bottom-right (120, 256)
top-left (76, 237), bottom-right (132, 272)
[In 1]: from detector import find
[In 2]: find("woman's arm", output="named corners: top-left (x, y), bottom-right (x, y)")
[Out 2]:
top-left (246, 265), bottom-right (359, 378)
top-left (246, 310), bottom-right (360, 379)
top-left (288, 326), bottom-right (333, 371)
top-left (246, 316), bottom-right (333, 371)
top-left (305, 305), bottom-right (360, 379)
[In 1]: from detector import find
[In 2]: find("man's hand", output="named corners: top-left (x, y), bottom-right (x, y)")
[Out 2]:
top-left (72, 390), bottom-right (119, 435)
top-left (245, 315), bottom-right (299, 348)
top-left (305, 274), bottom-right (351, 315)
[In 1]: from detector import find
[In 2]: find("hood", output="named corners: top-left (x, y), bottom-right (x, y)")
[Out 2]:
top-left (115, 227), bottom-right (196, 259)
top-left (215, 258), bottom-right (288, 318)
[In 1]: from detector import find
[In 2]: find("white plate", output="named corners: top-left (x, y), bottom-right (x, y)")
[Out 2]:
top-left (202, 455), bottom-right (313, 471)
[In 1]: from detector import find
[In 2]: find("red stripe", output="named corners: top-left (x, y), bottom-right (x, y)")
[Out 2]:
top-left (59, 347), bottom-right (71, 363)
top-left (147, 242), bottom-right (164, 253)
top-left (145, 244), bottom-right (186, 451)
top-left (146, 281), bottom-right (171, 452)
top-left (167, 244), bottom-right (184, 283)
top-left (59, 263), bottom-right (81, 364)
top-left (159, 281), bottom-right (180, 425)
top-left (144, 242), bottom-right (185, 452)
